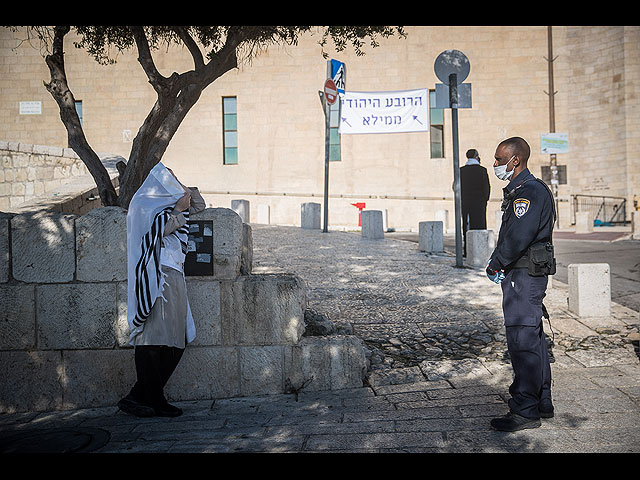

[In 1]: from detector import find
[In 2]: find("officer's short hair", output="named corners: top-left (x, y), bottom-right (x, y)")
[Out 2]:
top-left (466, 149), bottom-right (478, 159)
top-left (500, 137), bottom-right (530, 162)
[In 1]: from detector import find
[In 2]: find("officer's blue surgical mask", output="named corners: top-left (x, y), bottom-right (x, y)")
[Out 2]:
top-left (494, 155), bottom-right (516, 181)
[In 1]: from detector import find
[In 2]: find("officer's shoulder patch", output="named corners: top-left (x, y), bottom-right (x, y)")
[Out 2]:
top-left (513, 198), bottom-right (530, 218)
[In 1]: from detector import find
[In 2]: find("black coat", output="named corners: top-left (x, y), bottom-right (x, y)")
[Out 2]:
top-left (460, 163), bottom-right (490, 230)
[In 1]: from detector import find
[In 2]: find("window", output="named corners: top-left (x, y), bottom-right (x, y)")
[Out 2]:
top-left (75, 100), bottom-right (83, 127)
top-left (429, 90), bottom-right (444, 158)
top-left (222, 96), bottom-right (238, 165)
top-left (329, 100), bottom-right (341, 161)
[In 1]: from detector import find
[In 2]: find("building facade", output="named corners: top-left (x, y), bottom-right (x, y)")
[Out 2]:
top-left (1, 26), bottom-right (638, 230)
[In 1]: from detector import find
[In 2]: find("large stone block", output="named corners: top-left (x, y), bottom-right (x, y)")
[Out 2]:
top-left (0, 285), bottom-right (36, 350)
top-left (115, 282), bottom-right (129, 347)
top-left (241, 223), bottom-right (253, 275)
top-left (0, 350), bottom-right (64, 413)
top-left (185, 278), bottom-right (222, 346)
top-left (36, 283), bottom-right (118, 349)
top-left (11, 212), bottom-right (76, 283)
top-left (301, 202), bottom-right (321, 229)
top-left (76, 206), bottom-right (127, 282)
top-left (62, 349), bottom-right (135, 410)
top-left (191, 208), bottom-right (243, 279)
top-left (467, 229), bottom-right (495, 267)
top-left (220, 274), bottom-right (306, 346)
top-left (361, 210), bottom-right (384, 239)
top-left (166, 346), bottom-right (240, 401)
top-left (418, 221), bottom-right (443, 252)
top-left (284, 336), bottom-right (367, 392)
top-left (239, 345), bottom-right (285, 396)
top-left (568, 263), bottom-right (611, 317)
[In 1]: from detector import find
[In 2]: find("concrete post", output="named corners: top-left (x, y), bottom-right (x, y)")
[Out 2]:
top-left (435, 209), bottom-right (449, 233)
top-left (361, 210), bottom-right (384, 239)
top-left (231, 199), bottom-right (250, 223)
top-left (257, 204), bottom-right (270, 225)
top-left (301, 202), bottom-right (321, 229)
top-left (575, 211), bottom-right (593, 233)
top-left (418, 221), bottom-right (443, 253)
top-left (467, 229), bottom-right (495, 267)
top-left (568, 263), bottom-right (611, 317)
top-left (632, 210), bottom-right (640, 240)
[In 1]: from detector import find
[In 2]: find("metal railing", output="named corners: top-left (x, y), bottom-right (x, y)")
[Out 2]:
top-left (571, 194), bottom-right (628, 226)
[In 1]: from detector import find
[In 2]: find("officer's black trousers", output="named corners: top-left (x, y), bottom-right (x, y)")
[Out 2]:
top-left (505, 323), bottom-right (552, 419)
top-left (501, 268), bottom-right (552, 419)
top-left (129, 345), bottom-right (184, 408)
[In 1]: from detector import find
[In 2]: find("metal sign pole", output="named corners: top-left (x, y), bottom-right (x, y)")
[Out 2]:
top-left (323, 94), bottom-right (330, 233)
top-left (449, 73), bottom-right (463, 268)
top-left (322, 60), bottom-right (331, 233)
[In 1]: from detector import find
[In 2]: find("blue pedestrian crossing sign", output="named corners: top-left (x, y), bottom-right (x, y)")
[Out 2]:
top-left (331, 59), bottom-right (346, 95)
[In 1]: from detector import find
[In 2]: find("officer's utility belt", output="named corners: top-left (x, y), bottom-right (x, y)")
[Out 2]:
top-left (512, 242), bottom-right (556, 276)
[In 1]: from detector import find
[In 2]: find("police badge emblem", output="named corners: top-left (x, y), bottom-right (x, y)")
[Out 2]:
top-left (513, 198), bottom-right (530, 218)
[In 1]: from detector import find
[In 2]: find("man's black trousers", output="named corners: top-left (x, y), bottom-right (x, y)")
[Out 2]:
top-left (129, 345), bottom-right (184, 408)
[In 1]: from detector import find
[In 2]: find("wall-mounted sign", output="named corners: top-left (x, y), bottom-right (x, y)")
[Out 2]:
top-left (541, 133), bottom-right (569, 154)
top-left (19, 101), bottom-right (42, 115)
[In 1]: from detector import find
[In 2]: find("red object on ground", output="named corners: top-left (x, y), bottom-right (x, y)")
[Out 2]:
top-left (351, 202), bottom-right (366, 226)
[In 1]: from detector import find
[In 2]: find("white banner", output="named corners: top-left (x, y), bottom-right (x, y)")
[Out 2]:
top-left (339, 89), bottom-right (429, 135)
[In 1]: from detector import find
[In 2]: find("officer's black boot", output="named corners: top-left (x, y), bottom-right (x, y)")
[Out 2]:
top-left (490, 411), bottom-right (541, 432)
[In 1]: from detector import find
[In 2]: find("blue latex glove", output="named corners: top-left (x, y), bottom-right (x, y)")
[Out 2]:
top-left (486, 262), bottom-right (505, 284)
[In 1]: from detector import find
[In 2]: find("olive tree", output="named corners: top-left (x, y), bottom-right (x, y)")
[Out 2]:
top-left (11, 26), bottom-right (405, 209)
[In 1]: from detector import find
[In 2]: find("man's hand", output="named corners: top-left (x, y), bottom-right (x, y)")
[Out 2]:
top-left (174, 191), bottom-right (191, 212)
top-left (486, 262), bottom-right (505, 284)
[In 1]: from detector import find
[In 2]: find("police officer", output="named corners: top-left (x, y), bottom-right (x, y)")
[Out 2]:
top-left (486, 137), bottom-right (556, 432)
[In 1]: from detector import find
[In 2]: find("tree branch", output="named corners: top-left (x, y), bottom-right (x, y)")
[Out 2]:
top-left (172, 26), bottom-right (204, 69)
top-left (129, 26), bottom-right (169, 95)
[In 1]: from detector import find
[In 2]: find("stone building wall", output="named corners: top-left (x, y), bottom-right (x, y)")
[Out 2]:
top-left (1, 26), bottom-right (637, 230)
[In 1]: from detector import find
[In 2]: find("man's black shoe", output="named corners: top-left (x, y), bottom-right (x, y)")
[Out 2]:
top-left (117, 396), bottom-right (156, 418)
top-left (154, 402), bottom-right (183, 417)
top-left (490, 411), bottom-right (541, 432)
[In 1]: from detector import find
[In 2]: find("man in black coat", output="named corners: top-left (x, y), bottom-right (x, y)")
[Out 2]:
top-left (460, 149), bottom-right (491, 256)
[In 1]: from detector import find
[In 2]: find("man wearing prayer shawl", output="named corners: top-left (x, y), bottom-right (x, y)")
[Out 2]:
top-left (118, 162), bottom-right (205, 417)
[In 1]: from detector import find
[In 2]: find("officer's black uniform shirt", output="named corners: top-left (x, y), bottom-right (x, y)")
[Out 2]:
top-left (489, 168), bottom-right (554, 272)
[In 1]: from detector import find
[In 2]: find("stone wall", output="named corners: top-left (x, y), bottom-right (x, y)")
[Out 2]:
top-left (0, 142), bottom-right (121, 216)
top-left (0, 206), bottom-right (367, 413)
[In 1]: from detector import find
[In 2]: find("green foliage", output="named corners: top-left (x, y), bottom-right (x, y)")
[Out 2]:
top-left (45, 26), bottom-right (405, 64)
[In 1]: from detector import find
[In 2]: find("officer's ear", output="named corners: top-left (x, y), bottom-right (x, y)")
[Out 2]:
top-left (512, 155), bottom-right (520, 167)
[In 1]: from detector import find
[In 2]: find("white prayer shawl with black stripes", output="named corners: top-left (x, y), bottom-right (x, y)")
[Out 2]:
top-left (126, 162), bottom-right (196, 346)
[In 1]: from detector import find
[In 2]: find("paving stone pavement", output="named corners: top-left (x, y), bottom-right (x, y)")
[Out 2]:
top-left (1, 225), bottom-right (639, 453)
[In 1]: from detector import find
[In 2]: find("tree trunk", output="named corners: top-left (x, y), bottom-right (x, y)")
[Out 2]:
top-left (117, 83), bottom-right (204, 209)
top-left (43, 26), bottom-right (118, 206)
